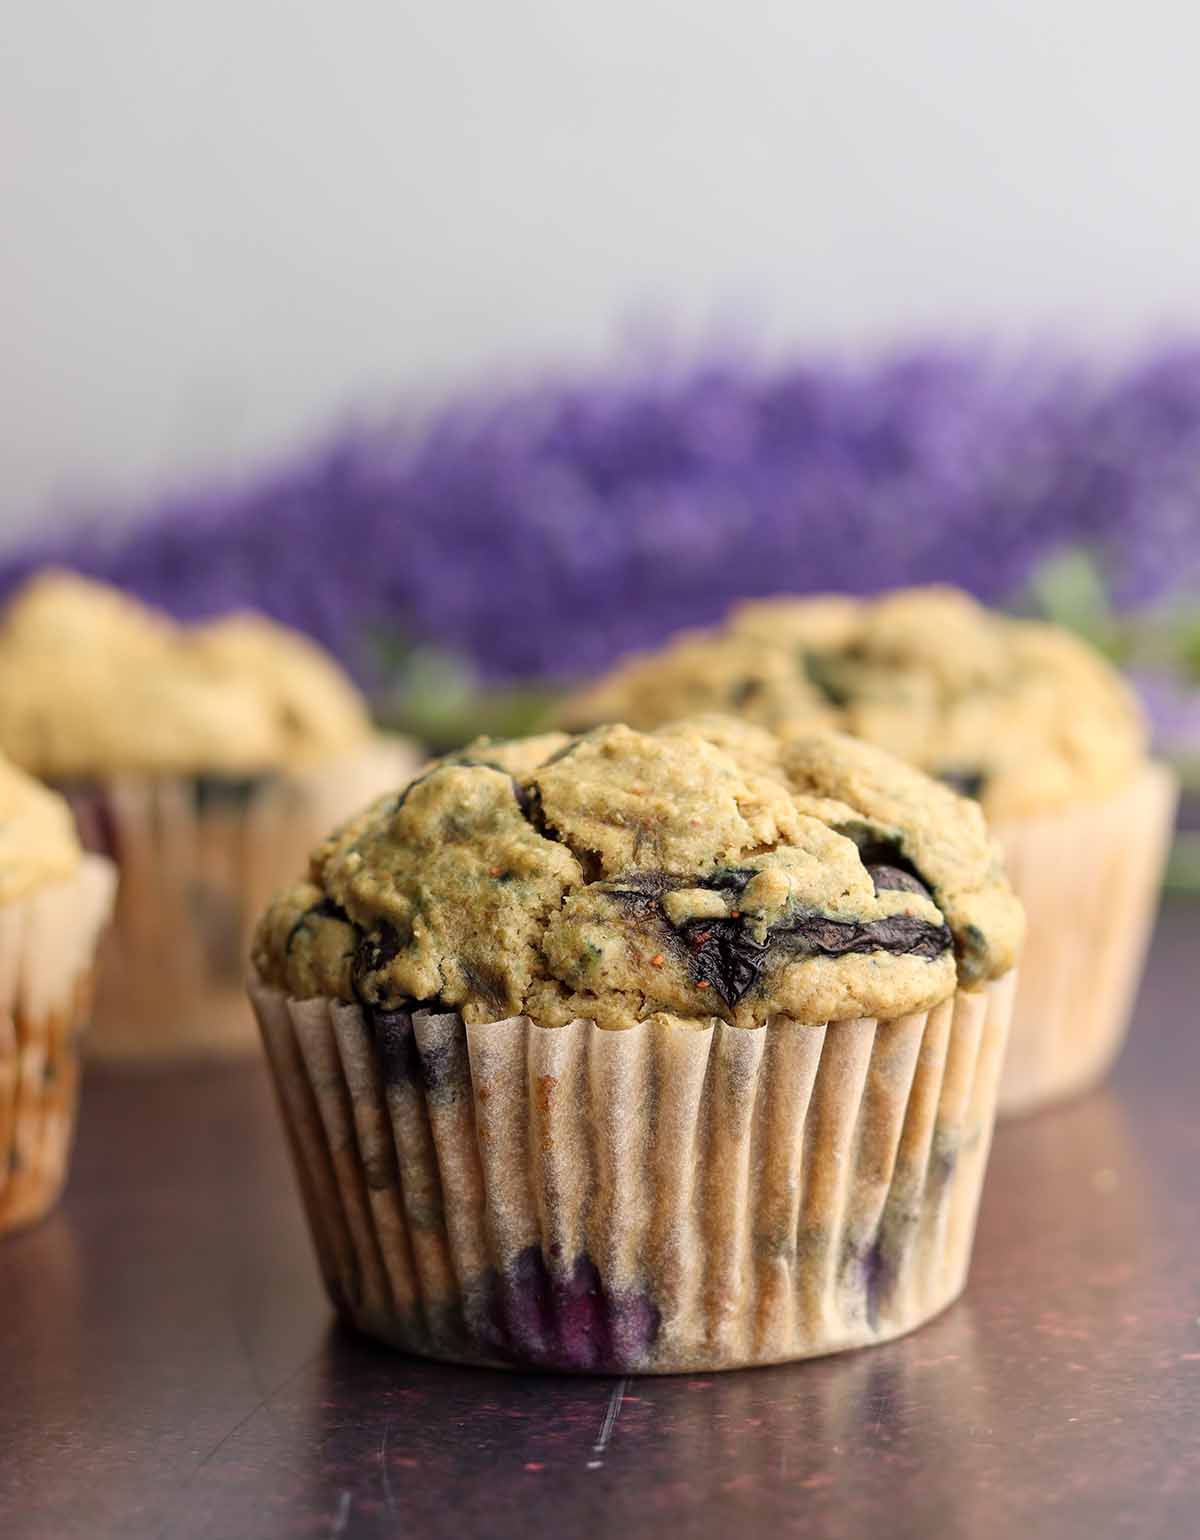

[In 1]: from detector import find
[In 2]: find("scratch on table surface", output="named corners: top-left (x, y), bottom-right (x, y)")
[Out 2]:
top-left (153, 1345), bottom-right (325, 1540)
top-left (380, 1418), bottom-right (397, 1513)
top-left (587, 1377), bottom-right (629, 1470)
top-left (229, 1288), bottom-right (271, 1415)
top-left (330, 1490), bottom-right (352, 1536)
top-left (191, 1347), bottom-right (323, 1475)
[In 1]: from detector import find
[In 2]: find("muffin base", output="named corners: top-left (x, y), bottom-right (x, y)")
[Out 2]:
top-left (62, 736), bottom-right (419, 1061)
top-left (0, 856), bottom-right (116, 1234)
top-left (995, 762), bottom-right (1176, 1117)
top-left (249, 972), bottom-right (1014, 1373)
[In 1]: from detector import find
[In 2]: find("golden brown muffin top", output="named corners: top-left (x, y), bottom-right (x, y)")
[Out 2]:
top-left (0, 571), bottom-right (372, 777)
top-left (0, 753), bottom-right (81, 903)
top-left (254, 719), bottom-right (1022, 1030)
top-left (561, 586), bottom-right (1147, 819)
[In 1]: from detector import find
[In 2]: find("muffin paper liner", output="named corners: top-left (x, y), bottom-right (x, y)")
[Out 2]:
top-left (249, 970), bottom-right (1015, 1373)
top-left (995, 761), bottom-right (1176, 1116)
top-left (63, 736), bottom-right (419, 1060)
top-left (0, 856), bottom-right (116, 1234)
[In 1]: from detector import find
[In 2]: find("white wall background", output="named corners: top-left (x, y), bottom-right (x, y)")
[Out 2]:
top-left (5, 1), bottom-right (1200, 529)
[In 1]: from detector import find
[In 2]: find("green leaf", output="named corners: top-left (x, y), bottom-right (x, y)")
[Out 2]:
top-left (1165, 831), bottom-right (1200, 894)
top-left (1028, 548), bottom-right (1121, 657)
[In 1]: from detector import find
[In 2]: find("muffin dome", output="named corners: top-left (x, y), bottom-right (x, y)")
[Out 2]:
top-left (255, 720), bottom-right (1021, 1029)
top-left (0, 754), bottom-right (81, 903)
top-left (0, 571), bottom-right (371, 777)
top-left (562, 586), bottom-right (1146, 819)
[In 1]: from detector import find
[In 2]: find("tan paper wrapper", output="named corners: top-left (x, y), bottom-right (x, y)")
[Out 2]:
top-left (995, 761), bottom-right (1177, 1116)
top-left (0, 855), bottom-right (116, 1234)
top-left (70, 735), bottom-right (419, 1061)
top-left (249, 970), bottom-right (1015, 1373)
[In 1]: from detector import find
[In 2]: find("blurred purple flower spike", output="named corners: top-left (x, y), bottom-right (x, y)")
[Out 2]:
top-left (2, 343), bottom-right (1198, 684)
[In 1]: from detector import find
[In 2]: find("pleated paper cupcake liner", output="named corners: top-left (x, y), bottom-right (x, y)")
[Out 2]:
top-left (995, 761), bottom-right (1176, 1116)
top-left (0, 855), bottom-right (116, 1235)
top-left (61, 735), bottom-right (419, 1060)
top-left (250, 970), bottom-right (1015, 1373)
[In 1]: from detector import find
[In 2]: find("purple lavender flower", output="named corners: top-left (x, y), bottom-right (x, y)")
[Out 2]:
top-left (2, 344), bottom-right (1198, 685)
top-left (1128, 667), bottom-right (1200, 763)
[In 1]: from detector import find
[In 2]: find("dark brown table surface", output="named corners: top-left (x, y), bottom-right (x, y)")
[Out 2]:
top-left (1, 899), bottom-right (1197, 1540)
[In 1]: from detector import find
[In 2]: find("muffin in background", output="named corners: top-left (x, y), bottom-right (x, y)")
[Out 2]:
top-left (0, 571), bottom-right (418, 1059)
top-left (0, 756), bottom-right (115, 1233)
top-left (249, 720), bottom-right (1020, 1373)
top-left (563, 587), bottom-right (1177, 1115)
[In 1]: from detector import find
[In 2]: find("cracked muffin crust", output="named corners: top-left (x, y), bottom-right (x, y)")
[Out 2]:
top-left (560, 586), bottom-right (1147, 820)
top-left (0, 571), bottom-right (372, 776)
top-left (254, 721), bottom-right (1022, 1030)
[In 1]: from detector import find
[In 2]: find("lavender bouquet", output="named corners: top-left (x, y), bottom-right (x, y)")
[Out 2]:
top-left (4, 342), bottom-right (1199, 874)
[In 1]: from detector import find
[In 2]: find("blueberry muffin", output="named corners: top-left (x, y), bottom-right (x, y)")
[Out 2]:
top-left (0, 756), bottom-right (114, 1232)
top-left (564, 587), bottom-right (1176, 1114)
top-left (249, 721), bottom-right (1020, 1372)
top-left (0, 570), bottom-right (417, 1058)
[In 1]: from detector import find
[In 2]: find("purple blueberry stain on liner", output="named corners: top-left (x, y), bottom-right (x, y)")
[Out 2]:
top-left (414, 1036), bottom-right (457, 1099)
top-left (482, 1245), bottom-right (555, 1365)
top-left (370, 1009), bottom-right (421, 1089)
top-left (56, 782), bottom-right (122, 864)
top-left (481, 1246), bottom-right (661, 1372)
top-left (551, 1255), bottom-right (615, 1370)
top-left (369, 1008), bottom-right (461, 1104)
top-left (927, 1131), bottom-right (960, 1193)
top-left (859, 1235), bottom-right (894, 1333)
top-left (190, 772), bottom-right (271, 815)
